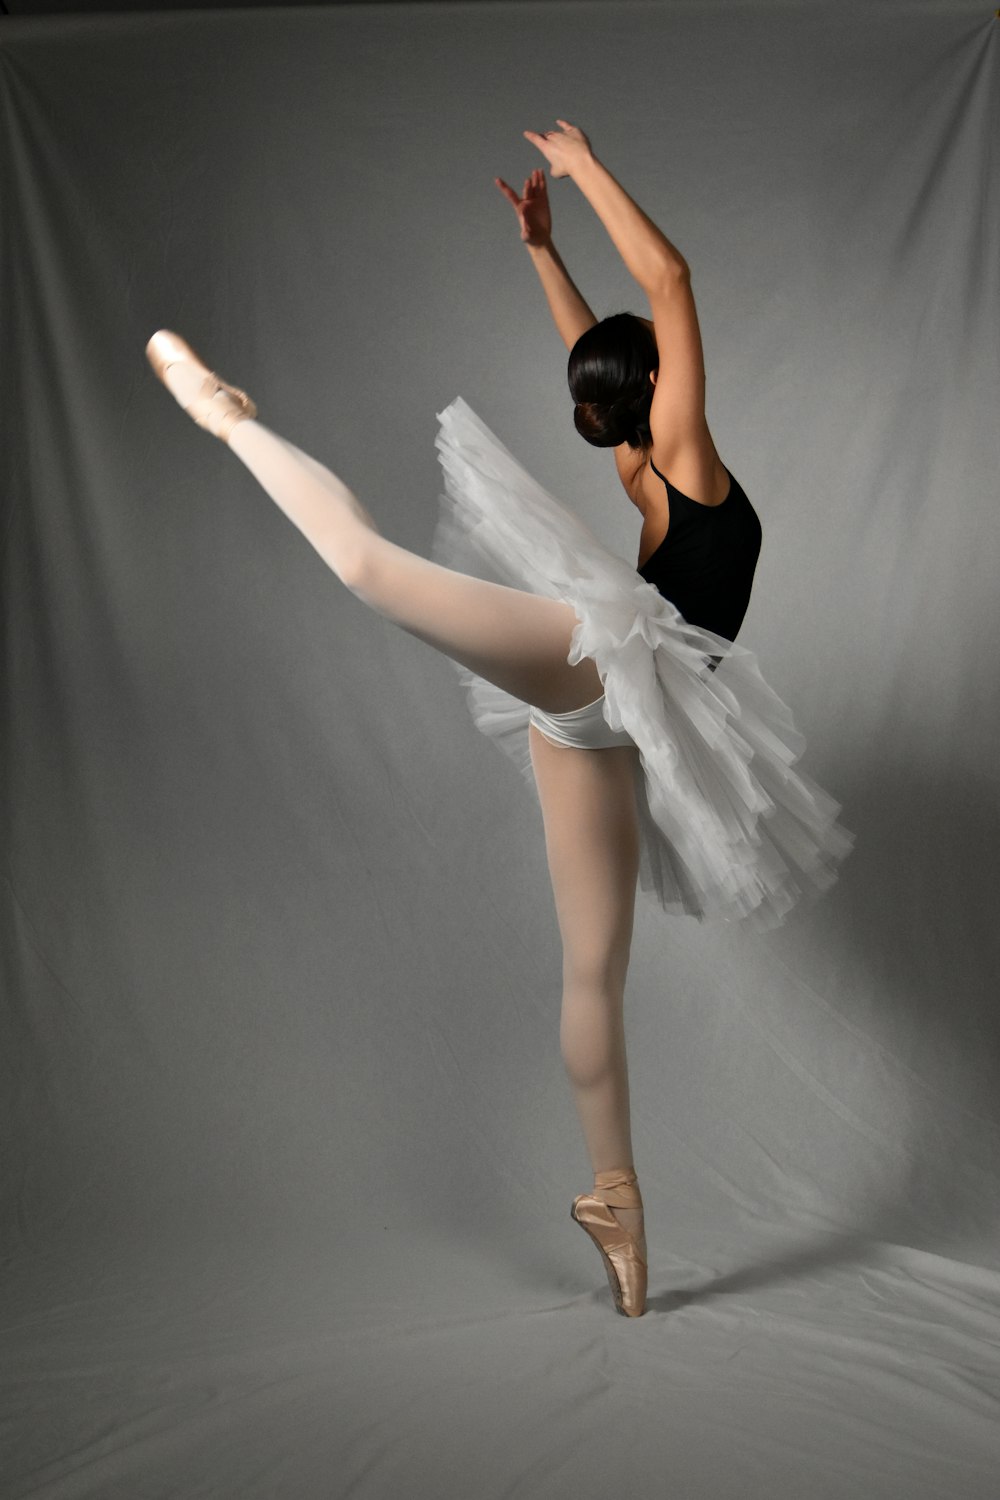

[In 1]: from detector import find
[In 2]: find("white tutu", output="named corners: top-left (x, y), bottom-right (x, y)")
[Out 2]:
top-left (431, 396), bottom-right (853, 930)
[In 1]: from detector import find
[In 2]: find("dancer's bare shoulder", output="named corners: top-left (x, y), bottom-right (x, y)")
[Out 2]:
top-left (615, 443), bottom-right (668, 566)
top-left (615, 443), bottom-right (656, 513)
top-left (615, 433), bottom-right (730, 567)
top-left (617, 434), bottom-right (729, 506)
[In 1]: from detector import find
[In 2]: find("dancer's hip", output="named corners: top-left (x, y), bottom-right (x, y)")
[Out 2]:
top-left (528, 694), bottom-right (635, 751)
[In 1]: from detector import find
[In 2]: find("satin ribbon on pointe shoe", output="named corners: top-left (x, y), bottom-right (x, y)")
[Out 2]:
top-left (571, 1166), bottom-right (648, 1318)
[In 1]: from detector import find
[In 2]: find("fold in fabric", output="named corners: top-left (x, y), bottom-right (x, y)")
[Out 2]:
top-left (431, 396), bottom-right (853, 930)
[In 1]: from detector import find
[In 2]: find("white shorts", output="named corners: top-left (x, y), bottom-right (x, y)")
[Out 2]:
top-left (528, 693), bottom-right (636, 752)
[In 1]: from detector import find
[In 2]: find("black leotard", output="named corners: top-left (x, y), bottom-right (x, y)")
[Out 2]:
top-left (637, 458), bottom-right (762, 643)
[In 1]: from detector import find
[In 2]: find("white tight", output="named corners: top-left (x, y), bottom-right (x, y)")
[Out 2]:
top-left (228, 417), bottom-right (643, 1181)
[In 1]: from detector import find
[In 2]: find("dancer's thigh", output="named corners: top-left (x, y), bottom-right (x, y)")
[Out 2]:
top-left (528, 722), bottom-right (640, 988)
top-left (230, 422), bottom-right (603, 714)
top-left (353, 536), bottom-right (604, 714)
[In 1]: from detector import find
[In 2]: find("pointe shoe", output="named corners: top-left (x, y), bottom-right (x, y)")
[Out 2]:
top-left (571, 1166), bottom-right (647, 1317)
top-left (145, 330), bottom-right (257, 443)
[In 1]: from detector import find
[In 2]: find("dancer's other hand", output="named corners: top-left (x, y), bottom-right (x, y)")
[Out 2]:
top-left (495, 168), bottom-right (552, 246)
top-left (522, 120), bottom-right (594, 179)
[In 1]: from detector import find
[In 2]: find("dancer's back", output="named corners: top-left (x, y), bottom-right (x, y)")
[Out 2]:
top-left (636, 459), bottom-right (762, 644)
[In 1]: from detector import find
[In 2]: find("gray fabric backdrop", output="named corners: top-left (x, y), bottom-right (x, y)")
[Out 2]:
top-left (2, 2), bottom-right (999, 1495)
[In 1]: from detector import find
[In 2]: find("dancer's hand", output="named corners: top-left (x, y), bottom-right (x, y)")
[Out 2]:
top-left (494, 168), bottom-right (552, 246)
top-left (522, 120), bottom-right (594, 179)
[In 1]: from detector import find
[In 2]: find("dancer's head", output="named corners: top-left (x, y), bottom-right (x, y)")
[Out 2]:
top-left (568, 313), bottom-right (659, 450)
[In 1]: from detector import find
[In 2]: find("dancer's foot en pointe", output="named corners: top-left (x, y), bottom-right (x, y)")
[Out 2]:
top-left (571, 1166), bottom-right (647, 1317)
top-left (146, 330), bottom-right (258, 442)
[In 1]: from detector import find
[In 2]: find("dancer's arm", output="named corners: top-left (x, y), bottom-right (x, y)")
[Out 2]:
top-left (526, 240), bottom-right (598, 351)
top-left (496, 169), bottom-right (597, 350)
top-left (523, 122), bottom-right (687, 288)
top-left (525, 123), bottom-right (716, 472)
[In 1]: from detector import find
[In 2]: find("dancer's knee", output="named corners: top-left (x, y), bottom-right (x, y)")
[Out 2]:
top-left (562, 946), bottom-right (630, 999)
top-left (333, 524), bottom-right (388, 599)
top-left (336, 538), bottom-right (374, 594)
top-left (559, 987), bottom-right (625, 1088)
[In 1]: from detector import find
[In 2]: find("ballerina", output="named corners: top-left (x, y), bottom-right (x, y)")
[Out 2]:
top-left (146, 121), bottom-right (851, 1319)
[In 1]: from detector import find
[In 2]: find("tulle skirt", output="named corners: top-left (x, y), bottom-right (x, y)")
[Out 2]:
top-left (430, 396), bottom-right (853, 930)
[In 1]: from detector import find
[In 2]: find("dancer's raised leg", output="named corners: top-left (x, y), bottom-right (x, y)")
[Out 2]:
top-left (149, 336), bottom-right (605, 715)
top-left (230, 419), bottom-right (605, 712)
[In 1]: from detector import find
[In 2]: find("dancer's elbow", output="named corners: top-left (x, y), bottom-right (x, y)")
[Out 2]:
top-left (648, 252), bottom-right (690, 291)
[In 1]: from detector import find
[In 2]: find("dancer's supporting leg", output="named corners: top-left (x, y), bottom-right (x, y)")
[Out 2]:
top-left (221, 417), bottom-right (607, 715)
top-left (528, 722), bottom-right (645, 1258)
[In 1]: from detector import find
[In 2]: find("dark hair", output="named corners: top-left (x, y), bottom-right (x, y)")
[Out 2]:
top-left (567, 312), bottom-right (658, 449)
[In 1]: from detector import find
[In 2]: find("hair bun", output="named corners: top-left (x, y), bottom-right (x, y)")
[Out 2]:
top-left (573, 397), bottom-right (644, 450)
top-left (567, 311), bottom-right (658, 450)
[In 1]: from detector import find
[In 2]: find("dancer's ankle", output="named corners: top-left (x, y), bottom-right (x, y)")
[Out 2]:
top-left (592, 1165), bottom-right (641, 1203)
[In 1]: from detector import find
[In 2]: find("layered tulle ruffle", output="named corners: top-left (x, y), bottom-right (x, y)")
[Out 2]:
top-left (431, 396), bottom-right (853, 929)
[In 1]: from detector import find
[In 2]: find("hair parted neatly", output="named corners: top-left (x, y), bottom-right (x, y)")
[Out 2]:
top-left (567, 312), bottom-right (659, 449)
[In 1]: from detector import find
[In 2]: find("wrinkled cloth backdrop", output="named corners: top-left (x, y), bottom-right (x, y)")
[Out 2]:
top-left (2, 2), bottom-right (999, 1496)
